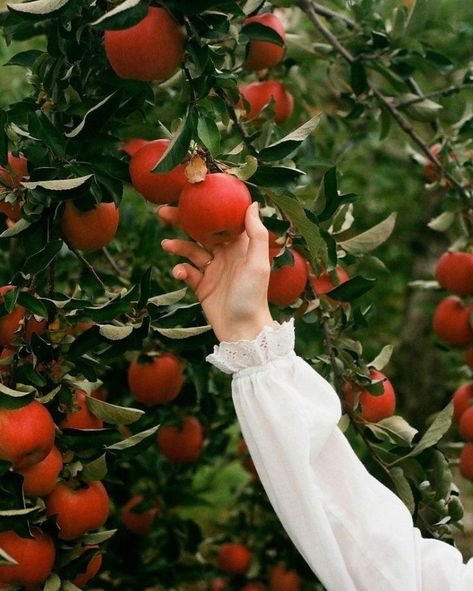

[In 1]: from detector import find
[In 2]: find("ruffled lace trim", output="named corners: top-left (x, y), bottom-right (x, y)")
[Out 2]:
top-left (206, 319), bottom-right (295, 374)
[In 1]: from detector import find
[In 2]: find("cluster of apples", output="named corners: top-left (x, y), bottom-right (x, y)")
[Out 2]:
top-left (432, 251), bottom-right (473, 347)
top-left (0, 151), bottom-right (120, 253)
top-left (104, 6), bottom-right (294, 125)
top-left (0, 387), bottom-right (108, 587)
top-left (211, 542), bottom-right (301, 591)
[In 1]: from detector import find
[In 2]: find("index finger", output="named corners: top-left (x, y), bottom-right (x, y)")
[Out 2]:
top-left (157, 205), bottom-right (180, 228)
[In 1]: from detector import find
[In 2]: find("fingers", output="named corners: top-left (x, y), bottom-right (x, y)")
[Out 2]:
top-left (245, 202), bottom-right (269, 266)
top-left (162, 238), bottom-right (212, 269)
top-left (157, 205), bottom-right (179, 228)
top-left (172, 263), bottom-right (202, 292)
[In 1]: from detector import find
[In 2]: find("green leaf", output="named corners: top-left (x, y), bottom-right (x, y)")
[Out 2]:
top-left (65, 94), bottom-right (116, 139)
top-left (17, 292), bottom-right (48, 317)
top-left (369, 344), bottom-right (393, 371)
top-left (0, 218), bottom-right (31, 238)
top-left (4, 50), bottom-right (43, 67)
top-left (156, 325), bottom-right (212, 339)
top-left (91, 0), bottom-right (148, 29)
top-left (251, 165), bottom-right (305, 187)
top-left (7, 0), bottom-right (70, 15)
top-left (43, 573), bottom-right (61, 591)
top-left (22, 239), bottom-right (63, 275)
top-left (338, 213), bottom-right (397, 255)
top-left (427, 211), bottom-right (455, 232)
top-left (324, 275), bottom-right (375, 301)
top-left (225, 155), bottom-right (258, 181)
top-left (82, 529), bottom-right (117, 544)
top-left (389, 466), bottom-right (415, 513)
top-left (0, 547), bottom-right (17, 565)
top-left (266, 190), bottom-right (326, 262)
top-left (350, 60), bottom-right (368, 95)
top-left (406, 403), bottom-right (453, 458)
top-left (153, 114), bottom-right (194, 173)
top-left (0, 383), bottom-right (36, 398)
top-left (98, 324), bottom-right (134, 340)
top-left (148, 288), bottom-right (188, 306)
top-left (241, 21), bottom-right (285, 46)
top-left (259, 115), bottom-right (321, 162)
top-left (106, 424), bottom-right (160, 451)
top-left (197, 116), bottom-right (221, 155)
top-left (86, 397), bottom-right (144, 425)
top-left (82, 454), bottom-right (108, 481)
top-left (367, 416), bottom-right (418, 446)
top-left (21, 175), bottom-right (93, 191)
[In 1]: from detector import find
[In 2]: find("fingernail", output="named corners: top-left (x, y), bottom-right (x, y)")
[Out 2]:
top-left (161, 239), bottom-right (168, 247)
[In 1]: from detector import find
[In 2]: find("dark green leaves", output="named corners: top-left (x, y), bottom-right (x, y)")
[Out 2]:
top-left (22, 239), bottom-right (63, 275)
top-left (259, 115), bottom-right (320, 162)
top-left (92, 0), bottom-right (148, 30)
top-left (350, 60), bottom-right (368, 95)
top-left (197, 116), bottom-right (220, 155)
top-left (325, 276), bottom-right (376, 301)
top-left (153, 114), bottom-right (195, 173)
top-left (240, 22), bottom-right (285, 46)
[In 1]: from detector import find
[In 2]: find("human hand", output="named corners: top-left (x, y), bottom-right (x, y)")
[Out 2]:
top-left (160, 202), bottom-right (274, 342)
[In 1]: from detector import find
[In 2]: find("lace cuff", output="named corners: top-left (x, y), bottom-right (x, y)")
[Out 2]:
top-left (206, 319), bottom-right (295, 375)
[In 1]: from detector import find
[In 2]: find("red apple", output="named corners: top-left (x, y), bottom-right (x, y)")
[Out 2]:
top-left (240, 81), bottom-right (294, 123)
top-left (344, 370), bottom-right (396, 423)
top-left (453, 383), bottom-right (473, 423)
top-left (243, 13), bottom-right (286, 71)
top-left (157, 416), bottom-right (204, 462)
top-left (435, 251), bottom-right (473, 295)
top-left (268, 247), bottom-right (307, 306)
top-left (178, 173), bottom-right (252, 247)
top-left (433, 296), bottom-right (473, 346)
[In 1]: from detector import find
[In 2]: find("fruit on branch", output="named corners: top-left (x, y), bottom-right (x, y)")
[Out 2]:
top-left (239, 81), bottom-right (294, 123)
top-left (121, 495), bottom-right (158, 535)
top-left (242, 583), bottom-right (266, 591)
top-left (217, 542), bottom-right (252, 575)
top-left (452, 383), bottom-right (473, 423)
top-left (128, 353), bottom-right (184, 405)
top-left (0, 152), bottom-right (28, 221)
top-left (0, 528), bottom-right (55, 586)
top-left (243, 13), bottom-right (286, 71)
top-left (432, 296), bottom-right (473, 346)
top-left (24, 316), bottom-right (47, 343)
top-left (268, 247), bottom-right (308, 306)
top-left (71, 548), bottom-right (103, 588)
top-left (157, 416), bottom-right (204, 462)
top-left (104, 7), bottom-right (185, 81)
top-left (308, 264), bottom-right (349, 304)
top-left (0, 401), bottom-right (55, 469)
top-left (129, 139), bottom-right (187, 204)
top-left (435, 251), bottom-right (473, 295)
top-left (46, 480), bottom-right (109, 540)
top-left (238, 438), bottom-right (259, 482)
top-left (59, 389), bottom-right (104, 430)
top-left (121, 138), bottom-right (149, 157)
top-left (211, 579), bottom-right (228, 591)
top-left (344, 370), bottom-right (396, 423)
top-left (460, 407), bottom-right (473, 441)
top-left (18, 446), bottom-right (63, 497)
top-left (179, 173), bottom-right (252, 247)
top-left (269, 564), bottom-right (301, 591)
top-left (61, 200), bottom-right (119, 252)
top-left (0, 285), bottom-right (25, 346)
top-left (460, 443), bottom-right (473, 481)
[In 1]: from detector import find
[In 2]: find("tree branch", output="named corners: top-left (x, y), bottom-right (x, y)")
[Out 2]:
top-left (311, 2), bottom-right (357, 30)
top-left (396, 82), bottom-right (473, 108)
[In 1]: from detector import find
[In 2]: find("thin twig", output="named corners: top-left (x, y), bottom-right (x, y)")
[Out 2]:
top-left (300, 0), bottom-right (473, 213)
top-left (102, 246), bottom-right (122, 276)
top-left (396, 83), bottom-right (473, 108)
top-left (311, 2), bottom-right (357, 30)
top-left (65, 239), bottom-right (107, 291)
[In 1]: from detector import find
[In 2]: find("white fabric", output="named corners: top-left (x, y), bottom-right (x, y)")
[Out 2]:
top-left (206, 319), bottom-right (473, 591)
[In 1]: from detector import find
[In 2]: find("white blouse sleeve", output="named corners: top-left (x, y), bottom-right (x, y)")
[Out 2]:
top-left (206, 319), bottom-right (473, 591)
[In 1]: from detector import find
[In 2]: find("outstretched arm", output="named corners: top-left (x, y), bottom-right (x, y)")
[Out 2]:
top-left (160, 203), bottom-right (473, 591)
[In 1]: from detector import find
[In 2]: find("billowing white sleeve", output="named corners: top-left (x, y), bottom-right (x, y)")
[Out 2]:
top-left (206, 320), bottom-right (473, 591)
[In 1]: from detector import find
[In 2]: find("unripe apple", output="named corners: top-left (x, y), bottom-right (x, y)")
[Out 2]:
top-left (104, 7), bottom-right (185, 81)
top-left (460, 443), bottom-right (473, 481)
top-left (240, 81), bottom-right (294, 123)
top-left (178, 173), bottom-right (252, 247)
top-left (452, 383), bottom-right (473, 423)
top-left (218, 542), bottom-right (252, 575)
top-left (344, 370), bottom-right (396, 422)
top-left (59, 389), bottom-right (104, 430)
top-left (157, 416), bottom-right (204, 462)
top-left (128, 353), bottom-right (184, 405)
top-left (243, 13), bottom-right (286, 71)
top-left (0, 400), bottom-right (55, 469)
top-left (268, 247), bottom-right (308, 306)
top-left (432, 296), bottom-right (473, 346)
top-left (121, 495), bottom-right (158, 535)
top-left (129, 139), bottom-right (187, 204)
top-left (61, 200), bottom-right (119, 252)
top-left (435, 251), bottom-right (473, 295)
top-left (269, 564), bottom-right (301, 591)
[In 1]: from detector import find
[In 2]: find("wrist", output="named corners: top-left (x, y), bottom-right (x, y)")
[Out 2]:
top-left (216, 311), bottom-right (276, 343)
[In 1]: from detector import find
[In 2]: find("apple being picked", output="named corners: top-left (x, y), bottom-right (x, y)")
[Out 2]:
top-left (178, 173), bottom-right (252, 247)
